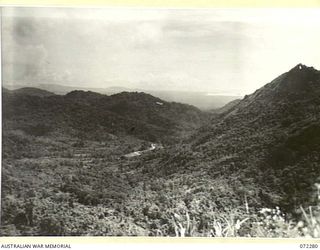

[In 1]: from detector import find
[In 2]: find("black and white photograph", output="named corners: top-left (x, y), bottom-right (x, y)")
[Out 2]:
top-left (1, 6), bottom-right (320, 237)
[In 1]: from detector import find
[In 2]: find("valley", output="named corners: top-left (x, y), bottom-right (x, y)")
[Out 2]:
top-left (1, 64), bottom-right (320, 237)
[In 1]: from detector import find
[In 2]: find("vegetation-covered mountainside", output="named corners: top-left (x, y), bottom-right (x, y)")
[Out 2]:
top-left (189, 64), bottom-right (320, 210)
top-left (3, 84), bottom-right (242, 110)
top-left (1, 64), bottom-right (320, 237)
top-left (2, 89), bottom-right (208, 145)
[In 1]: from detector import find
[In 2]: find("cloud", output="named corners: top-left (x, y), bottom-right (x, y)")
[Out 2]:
top-left (130, 22), bottom-right (163, 48)
top-left (2, 7), bottom-right (320, 94)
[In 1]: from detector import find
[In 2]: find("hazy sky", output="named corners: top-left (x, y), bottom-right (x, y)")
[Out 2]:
top-left (2, 7), bottom-right (320, 95)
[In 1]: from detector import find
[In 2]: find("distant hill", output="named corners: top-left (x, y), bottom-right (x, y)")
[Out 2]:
top-left (3, 84), bottom-right (109, 95)
top-left (2, 87), bottom-right (56, 97)
top-left (8, 87), bottom-right (56, 97)
top-left (2, 89), bottom-right (208, 143)
top-left (3, 84), bottom-right (241, 110)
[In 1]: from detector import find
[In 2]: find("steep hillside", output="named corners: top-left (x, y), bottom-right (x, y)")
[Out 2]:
top-left (160, 64), bottom-right (320, 211)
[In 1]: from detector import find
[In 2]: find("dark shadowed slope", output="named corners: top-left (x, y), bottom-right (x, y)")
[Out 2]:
top-left (2, 89), bottom-right (209, 144)
top-left (152, 64), bottom-right (320, 212)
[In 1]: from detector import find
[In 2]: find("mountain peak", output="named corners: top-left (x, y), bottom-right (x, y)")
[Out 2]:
top-left (267, 64), bottom-right (320, 94)
top-left (293, 63), bottom-right (307, 70)
top-left (289, 63), bottom-right (317, 74)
